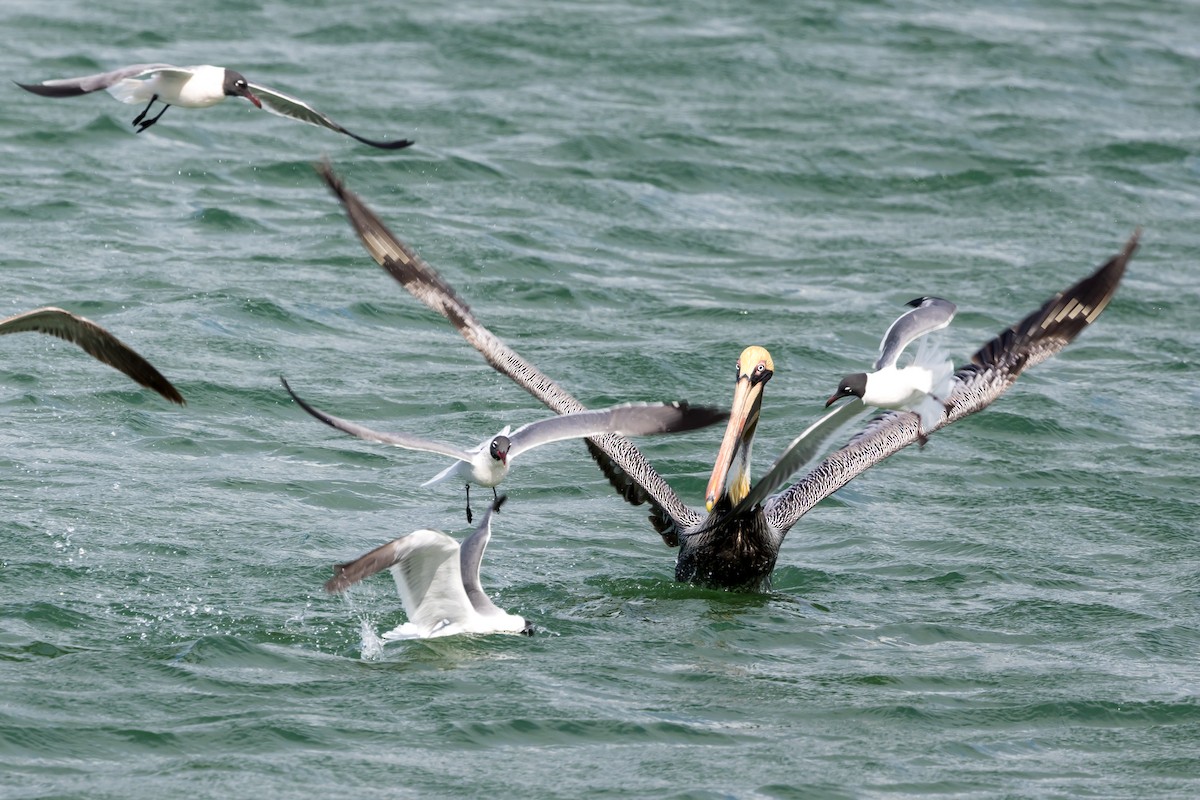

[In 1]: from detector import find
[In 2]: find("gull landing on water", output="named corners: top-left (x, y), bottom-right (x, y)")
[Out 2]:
top-left (281, 377), bottom-right (727, 523)
top-left (326, 496), bottom-right (531, 640)
top-left (16, 64), bottom-right (414, 149)
top-left (1, 307), bottom-right (184, 404)
top-left (826, 296), bottom-right (957, 439)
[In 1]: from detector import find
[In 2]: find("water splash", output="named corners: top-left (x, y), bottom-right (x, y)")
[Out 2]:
top-left (357, 616), bottom-right (384, 661)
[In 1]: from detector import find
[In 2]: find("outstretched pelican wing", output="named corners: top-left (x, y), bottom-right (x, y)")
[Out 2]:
top-left (316, 161), bottom-right (702, 542)
top-left (765, 230), bottom-right (1139, 534)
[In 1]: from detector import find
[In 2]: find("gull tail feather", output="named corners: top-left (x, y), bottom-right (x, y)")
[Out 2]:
top-left (911, 335), bottom-right (951, 374)
top-left (912, 394), bottom-right (948, 436)
top-left (913, 336), bottom-right (955, 428)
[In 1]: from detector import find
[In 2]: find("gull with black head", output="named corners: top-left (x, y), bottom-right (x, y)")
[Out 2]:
top-left (281, 377), bottom-right (725, 522)
top-left (826, 295), bottom-right (957, 439)
top-left (16, 63), bottom-right (413, 148)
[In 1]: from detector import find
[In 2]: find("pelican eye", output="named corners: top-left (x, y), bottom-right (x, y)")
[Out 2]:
top-left (749, 362), bottom-right (772, 385)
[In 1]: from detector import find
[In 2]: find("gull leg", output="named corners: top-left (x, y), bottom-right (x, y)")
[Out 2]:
top-left (131, 95), bottom-right (159, 126)
top-left (464, 484), bottom-right (474, 524)
top-left (136, 103), bottom-right (171, 133)
top-left (914, 410), bottom-right (929, 446)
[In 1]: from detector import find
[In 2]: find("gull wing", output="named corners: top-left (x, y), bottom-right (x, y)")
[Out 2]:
top-left (874, 296), bottom-right (957, 370)
top-left (316, 161), bottom-right (702, 543)
top-left (325, 529), bottom-right (473, 637)
top-left (459, 496), bottom-right (508, 616)
top-left (325, 537), bottom-right (406, 593)
top-left (387, 530), bottom-right (474, 634)
top-left (505, 402), bottom-right (727, 461)
top-left (281, 377), bottom-right (469, 461)
top-left (0, 306), bottom-right (183, 404)
top-left (766, 231), bottom-right (1139, 534)
top-left (15, 64), bottom-right (178, 97)
top-left (247, 82), bottom-right (413, 150)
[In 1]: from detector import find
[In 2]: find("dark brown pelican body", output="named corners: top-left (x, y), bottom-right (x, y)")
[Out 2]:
top-left (675, 502), bottom-right (777, 589)
top-left (316, 160), bottom-right (1137, 592)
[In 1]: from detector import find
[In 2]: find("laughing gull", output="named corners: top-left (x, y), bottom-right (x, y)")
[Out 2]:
top-left (16, 63), bottom-right (414, 149)
top-left (825, 296), bottom-right (957, 437)
top-left (1, 307), bottom-right (183, 404)
top-left (281, 377), bottom-right (726, 522)
top-left (326, 496), bottom-right (530, 640)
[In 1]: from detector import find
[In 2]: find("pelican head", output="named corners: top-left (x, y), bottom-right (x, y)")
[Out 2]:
top-left (223, 69), bottom-right (262, 108)
top-left (705, 346), bottom-right (774, 512)
top-left (488, 434), bottom-right (511, 464)
top-left (826, 373), bottom-right (867, 407)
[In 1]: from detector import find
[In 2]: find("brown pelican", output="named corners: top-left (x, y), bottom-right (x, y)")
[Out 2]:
top-left (1, 306), bottom-right (184, 404)
top-left (316, 160), bottom-right (1137, 591)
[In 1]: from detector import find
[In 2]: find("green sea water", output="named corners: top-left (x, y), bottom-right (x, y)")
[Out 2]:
top-left (1, 1), bottom-right (1197, 798)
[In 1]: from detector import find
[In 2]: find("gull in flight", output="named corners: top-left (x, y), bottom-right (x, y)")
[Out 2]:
top-left (282, 377), bottom-right (726, 522)
top-left (826, 296), bottom-right (957, 439)
top-left (16, 63), bottom-right (413, 149)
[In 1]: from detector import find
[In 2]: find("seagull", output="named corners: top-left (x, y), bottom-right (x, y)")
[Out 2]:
top-left (15, 63), bottom-right (413, 149)
top-left (326, 496), bottom-right (531, 640)
top-left (825, 296), bottom-right (957, 438)
top-left (281, 377), bottom-right (726, 522)
top-left (316, 160), bottom-right (1138, 591)
top-left (1, 306), bottom-right (184, 404)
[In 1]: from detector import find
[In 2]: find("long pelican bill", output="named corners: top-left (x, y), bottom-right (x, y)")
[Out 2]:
top-left (705, 345), bottom-right (774, 512)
